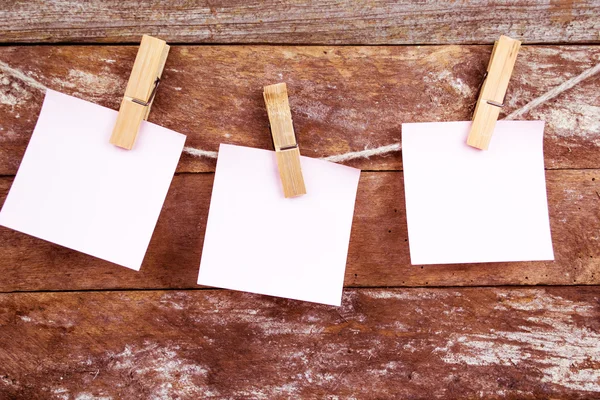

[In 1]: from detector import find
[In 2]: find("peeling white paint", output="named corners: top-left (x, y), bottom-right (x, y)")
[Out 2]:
top-left (424, 70), bottom-right (473, 98)
top-left (559, 50), bottom-right (594, 63)
top-left (293, 98), bottom-right (332, 121)
top-left (0, 91), bottom-right (20, 106)
top-left (15, 312), bottom-right (74, 328)
top-left (495, 291), bottom-right (594, 313)
top-left (52, 387), bottom-right (69, 400)
top-left (449, 77), bottom-right (473, 97)
top-left (0, 73), bottom-right (31, 107)
top-left (562, 188), bottom-right (584, 202)
top-left (363, 290), bottom-right (453, 300)
top-left (0, 61), bottom-right (47, 92)
top-left (74, 393), bottom-right (112, 400)
top-left (438, 339), bottom-right (530, 366)
top-left (533, 101), bottom-right (600, 146)
top-left (257, 319), bottom-right (325, 335)
top-left (50, 69), bottom-right (124, 100)
top-left (437, 291), bottom-right (600, 392)
top-left (402, 342), bottom-right (417, 352)
top-left (157, 292), bottom-right (190, 311)
top-left (107, 342), bottom-right (211, 399)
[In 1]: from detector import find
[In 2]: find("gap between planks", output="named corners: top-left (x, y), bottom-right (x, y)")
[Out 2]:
top-left (0, 42), bottom-right (599, 47)
top-left (3, 168), bottom-right (600, 179)
top-left (2, 283), bottom-right (600, 295)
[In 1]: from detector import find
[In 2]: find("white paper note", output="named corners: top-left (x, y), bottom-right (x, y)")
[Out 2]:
top-left (0, 90), bottom-right (186, 270)
top-left (198, 144), bottom-right (361, 306)
top-left (402, 121), bottom-right (554, 265)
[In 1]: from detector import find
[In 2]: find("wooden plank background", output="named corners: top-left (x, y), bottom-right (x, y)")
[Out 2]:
top-left (1, 0), bottom-right (599, 44)
top-left (0, 1), bottom-right (599, 398)
top-left (1, 45), bottom-right (600, 174)
top-left (1, 170), bottom-right (599, 291)
top-left (1, 288), bottom-right (599, 398)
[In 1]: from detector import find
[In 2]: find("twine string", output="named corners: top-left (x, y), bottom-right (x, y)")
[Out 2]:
top-left (1, 58), bottom-right (598, 163)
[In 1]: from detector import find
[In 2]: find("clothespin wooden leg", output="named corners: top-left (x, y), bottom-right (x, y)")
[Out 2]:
top-left (263, 83), bottom-right (307, 198)
top-left (110, 35), bottom-right (170, 150)
top-left (467, 35), bottom-right (521, 150)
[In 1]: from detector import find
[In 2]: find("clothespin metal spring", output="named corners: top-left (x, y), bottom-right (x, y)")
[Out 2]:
top-left (467, 35), bottom-right (521, 150)
top-left (110, 35), bottom-right (170, 150)
top-left (129, 78), bottom-right (160, 107)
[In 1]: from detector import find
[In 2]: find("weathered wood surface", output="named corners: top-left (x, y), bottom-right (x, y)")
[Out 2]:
top-left (2, 5), bottom-right (599, 398)
top-left (0, 287), bottom-right (599, 399)
top-left (1, 170), bottom-right (598, 292)
top-left (1, 0), bottom-right (599, 45)
top-left (1, 45), bottom-right (599, 175)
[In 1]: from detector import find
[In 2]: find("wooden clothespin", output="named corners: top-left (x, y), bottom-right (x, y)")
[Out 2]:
top-left (110, 35), bottom-right (170, 150)
top-left (467, 35), bottom-right (521, 150)
top-left (263, 83), bottom-right (307, 198)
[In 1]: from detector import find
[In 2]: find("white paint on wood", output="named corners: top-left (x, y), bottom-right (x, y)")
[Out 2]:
top-left (436, 291), bottom-right (600, 392)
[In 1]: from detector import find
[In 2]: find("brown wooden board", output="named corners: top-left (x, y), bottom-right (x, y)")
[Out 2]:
top-left (1, 45), bottom-right (599, 176)
top-left (1, 170), bottom-right (598, 292)
top-left (2, 4), bottom-right (599, 397)
top-left (0, 1), bottom-right (599, 45)
top-left (1, 287), bottom-right (599, 398)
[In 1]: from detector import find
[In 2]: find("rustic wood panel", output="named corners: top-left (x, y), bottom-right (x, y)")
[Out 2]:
top-left (1, 170), bottom-right (598, 292)
top-left (1, 6), bottom-right (598, 399)
top-left (1, 287), bottom-right (599, 398)
top-left (0, 0), bottom-right (599, 45)
top-left (0, 45), bottom-right (598, 175)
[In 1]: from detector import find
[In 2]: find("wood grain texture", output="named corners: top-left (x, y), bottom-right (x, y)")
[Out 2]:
top-left (1, 287), bottom-right (599, 398)
top-left (467, 35), bottom-right (521, 150)
top-left (1, 6), bottom-right (598, 398)
top-left (110, 35), bottom-right (170, 150)
top-left (264, 82), bottom-right (307, 197)
top-left (0, 45), bottom-right (599, 175)
top-left (0, 0), bottom-right (599, 44)
top-left (1, 170), bottom-right (598, 292)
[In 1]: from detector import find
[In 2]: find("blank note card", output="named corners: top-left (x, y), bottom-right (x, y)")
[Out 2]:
top-left (402, 121), bottom-right (554, 265)
top-left (198, 144), bottom-right (361, 306)
top-left (0, 90), bottom-right (186, 270)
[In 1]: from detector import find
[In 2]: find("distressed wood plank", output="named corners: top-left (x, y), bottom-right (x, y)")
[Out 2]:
top-left (0, 287), bottom-right (599, 398)
top-left (0, 170), bottom-right (598, 292)
top-left (0, 45), bottom-right (599, 175)
top-left (0, 0), bottom-right (599, 44)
